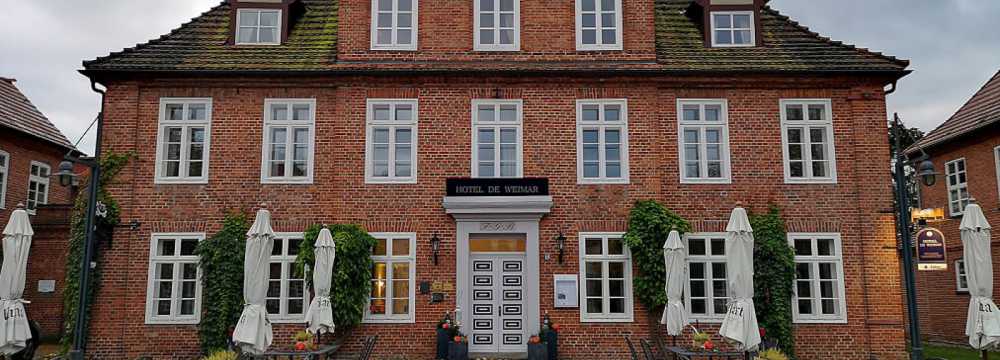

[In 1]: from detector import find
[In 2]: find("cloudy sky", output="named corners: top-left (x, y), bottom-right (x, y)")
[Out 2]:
top-left (2, 0), bottom-right (998, 155)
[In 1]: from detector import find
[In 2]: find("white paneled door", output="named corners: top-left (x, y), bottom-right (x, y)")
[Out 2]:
top-left (469, 253), bottom-right (527, 353)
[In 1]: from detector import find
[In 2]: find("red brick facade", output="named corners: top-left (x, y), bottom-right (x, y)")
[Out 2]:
top-left (915, 125), bottom-right (1000, 345)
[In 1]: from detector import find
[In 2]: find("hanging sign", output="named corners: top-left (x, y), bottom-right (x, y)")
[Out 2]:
top-left (916, 227), bottom-right (947, 271)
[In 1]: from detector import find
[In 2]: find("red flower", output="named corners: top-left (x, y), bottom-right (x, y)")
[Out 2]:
top-left (551, 324), bottom-right (560, 332)
top-left (442, 323), bottom-right (450, 329)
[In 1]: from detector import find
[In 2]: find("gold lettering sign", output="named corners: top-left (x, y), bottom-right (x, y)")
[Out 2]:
top-left (431, 281), bottom-right (454, 292)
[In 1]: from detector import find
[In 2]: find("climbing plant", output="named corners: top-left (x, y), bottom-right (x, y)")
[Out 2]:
top-left (60, 152), bottom-right (131, 352)
top-left (296, 224), bottom-right (376, 329)
top-left (196, 212), bottom-right (250, 354)
top-left (623, 200), bottom-right (691, 310)
top-left (750, 206), bottom-right (795, 358)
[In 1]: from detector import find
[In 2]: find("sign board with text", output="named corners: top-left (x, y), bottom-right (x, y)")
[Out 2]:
top-left (446, 178), bottom-right (549, 197)
top-left (917, 227), bottom-right (947, 271)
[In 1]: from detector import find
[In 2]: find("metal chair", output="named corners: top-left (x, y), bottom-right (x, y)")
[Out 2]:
top-left (357, 335), bottom-right (378, 360)
top-left (624, 336), bottom-right (640, 360)
top-left (640, 339), bottom-right (657, 360)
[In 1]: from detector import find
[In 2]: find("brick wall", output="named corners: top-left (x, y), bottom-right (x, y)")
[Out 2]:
top-left (82, 74), bottom-right (907, 360)
top-left (915, 125), bottom-right (1000, 345)
top-left (0, 133), bottom-right (75, 225)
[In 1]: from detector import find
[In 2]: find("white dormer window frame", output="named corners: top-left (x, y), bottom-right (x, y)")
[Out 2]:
top-left (236, 8), bottom-right (282, 45)
top-left (575, 0), bottom-right (623, 51)
top-left (710, 11), bottom-right (755, 48)
top-left (474, 0), bottom-right (520, 51)
top-left (371, 0), bottom-right (418, 51)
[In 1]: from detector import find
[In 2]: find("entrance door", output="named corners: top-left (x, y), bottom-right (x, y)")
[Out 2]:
top-left (469, 253), bottom-right (527, 353)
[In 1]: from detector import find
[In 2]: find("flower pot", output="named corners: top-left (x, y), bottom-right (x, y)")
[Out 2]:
top-left (543, 331), bottom-right (558, 360)
top-left (447, 341), bottom-right (469, 360)
top-left (527, 343), bottom-right (548, 360)
top-left (436, 328), bottom-right (450, 359)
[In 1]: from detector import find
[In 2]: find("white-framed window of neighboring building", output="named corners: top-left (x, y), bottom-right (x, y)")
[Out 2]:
top-left (474, 0), bottom-right (520, 51)
top-left (145, 233), bottom-right (203, 325)
top-left (236, 9), bottom-right (282, 45)
top-left (155, 98), bottom-right (212, 184)
top-left (0, 149), bottom-right (8, 209)
top-left (955, 259), bottom-right (969, 292)
top-left (267, 233), bottom-right (308, 322)
top-left (780, 99), bottom-right (837, 184)
top-left (365, 233), bottom-right (416, 323)
top-left (575, 0), bottom-right (622, 50)
top-left (677, 99), bottom-right (731, 183)
top-left (684, 233), bottom-right (729, 321)
top-left (789, 233), bottom-right (847, 323)
top-left (365, 99), bottom-right (418, 183)
top-left (371, 0), bottom-right (417, 50)
top-left (472, 99), bottom-right (523, 178)
top-left (577, 99), bottom-right (629, 184)
top-left (26, 161), bottom-right (50, 214)
top-left (945, 158), bottom-right (970, 216)
top-left (710, 11), bottom-right (754, 47)
top-left (579, 232), bottom-right (633, 322)
top-left (261, 99), bottom-right (315, 184)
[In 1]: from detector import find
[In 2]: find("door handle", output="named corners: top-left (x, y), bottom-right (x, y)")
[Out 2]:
top-left (498, 305), bottom-right (502, 315)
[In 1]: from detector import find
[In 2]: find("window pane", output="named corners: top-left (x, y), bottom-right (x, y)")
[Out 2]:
top-left (259, 28), bottom-right (277, 43)
top-left (794, 239), bottom-right (812, 256)
top-left (373, 105), bottom-right (391, 121)
top-left (808, 105), bottom-right (826, 121)
top-left (688, 239), bottom-right (706, 256)
top-left (480, 30), bottom-right (495, 44)
top-left (601, 30), bottom-right (616, 44)
top-left (786, 105), bottom-right (804, 121)
top-left (499, 106), bottom-right (517, 122)
top-left (585, 262), bottom-right (602, 278)
top-left (689, 262), bottom-right (705, 279)
top-left (715, 30), bottom-right (731, 44)
top-left (710, 238), bottom-right (725, 256)
top-left (601, 13), bottom-right (615, 28)
top-left (581, 0), bottom-right (595, 12)
top-left (796, 263), bottom-right (812, 279)
top-left (714, 14), bottom-right (731, 28)
top-left (480, 0), bottom-right (494, 11)
top-left (398, 0), bottom-right (412, 11)
top-left (180, 239), bottom-right (198, 256)
top-left (397, 13), bottom-right (412, 28)
top-left (582, 105), bottom-right (599, 121)
top-left (586, 299), bottom-right (602, 313)
top-left (691, 299), bottom-right (706, 314)
top-left (609, 298), bottom-right (625, 314)
top-left (582, 30), bottom-right (596, 44)
top-left (608, 262), bottom-right (624, 278)
top-left (159, 239), bottom-right (176, 256)
top-left (500, 0), bottom-right (514, 11)
top-left (373, 238), bottom-right (388, 256)
top-left (392, 238), bottom-right (410, 256)
top-left (397, 30), bottom-right (412, 44)
top-left (377, 13), bottom-right (393, 27)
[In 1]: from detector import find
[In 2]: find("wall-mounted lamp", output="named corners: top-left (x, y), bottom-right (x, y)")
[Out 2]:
top-left (430, 233), bottom-right (441, 265)
top-left (556, 231), bottom-right (566, 264)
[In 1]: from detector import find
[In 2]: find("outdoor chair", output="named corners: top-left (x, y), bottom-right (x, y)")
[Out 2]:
top-left (624, 336), bottom-right (640, 360)
top-left (357, 335), bottom-right (378, 360)
top-left (640, 339), bottom-right (658, 360)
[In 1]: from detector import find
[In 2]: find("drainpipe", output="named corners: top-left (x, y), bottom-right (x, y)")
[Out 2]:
top-left (68, 79), bottom-right (106, 360)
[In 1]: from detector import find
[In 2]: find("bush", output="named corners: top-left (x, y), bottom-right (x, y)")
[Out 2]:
top-left (750, 206), bottom-right (795, 358)
top-left (623, 200), bottom-right (691, 310)
top-left (296, 224), bottom-right (377, 329)
top-left (196, 212), bottom-right (250, 353)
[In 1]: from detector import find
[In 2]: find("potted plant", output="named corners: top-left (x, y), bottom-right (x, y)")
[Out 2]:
top-left (436, 312), bottom-right (458, 359)
top-left (293, 330), bottom-right (316, 351)
top-left (692, 331), bottom-right (710, 351)
top-left (447, 335), bottom-right (469, 360)
top-left (527, 334), bottom-right (548, 360)
top-left (539, 313), bottom-right (559, 360)
top-left (755, 348), bottom-right (789, 360)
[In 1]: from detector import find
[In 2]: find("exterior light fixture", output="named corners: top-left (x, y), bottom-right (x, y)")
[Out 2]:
top-left (556, 231), bottom-right (566, 264)
top-left (56, 160), bottom-right (77, 187)
top-left (916, 159), bottom-right (939, 187)
top-left (431, 233), bottom-right (441, 265)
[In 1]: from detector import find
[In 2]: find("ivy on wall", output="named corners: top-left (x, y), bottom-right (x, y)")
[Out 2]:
top-left (60, 152), bottom-right (131, 352)
top-left (196, 212), bottom-right (250, 354)
top-left (750, 206), bottom-right (795, 358)
top-left (296, 224), bottom-right (376, 330)
top-left (623, 200), bottom-right (691, 310)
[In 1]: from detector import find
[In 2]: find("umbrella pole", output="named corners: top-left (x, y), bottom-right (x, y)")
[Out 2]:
top-left (982, 349), bottom-right (987, 360)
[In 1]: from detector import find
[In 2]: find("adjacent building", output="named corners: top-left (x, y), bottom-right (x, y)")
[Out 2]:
top-left (81, 0), bottom-right (911, 358)
top-left (910, 70), bottom-right (1000, 345)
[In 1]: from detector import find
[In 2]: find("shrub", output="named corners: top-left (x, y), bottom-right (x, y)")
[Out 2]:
top-left (623, 200), bottom-right (691, 310)
top-left (296, 224), bottom-right (377, 329)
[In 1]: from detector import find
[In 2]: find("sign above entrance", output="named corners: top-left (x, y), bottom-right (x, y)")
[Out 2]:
top-left (916, 227), bottom-right (947, 271)
top-left (446, 178), bottom-right (549, 197)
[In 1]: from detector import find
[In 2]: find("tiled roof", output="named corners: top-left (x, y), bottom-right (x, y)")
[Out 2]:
top-left (82, 0), bottom-right (908, 75)
top-left (0, 78), bottom-right (76, 151)
top-left (907, 70), bottom-right (1000, 154)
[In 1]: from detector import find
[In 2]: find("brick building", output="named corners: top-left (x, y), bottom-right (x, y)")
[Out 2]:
top-left (80, 0), bottom-right (911, 358)
top-left (909, 70), bottom-right (1000, 345)
top-left (0, 77), bottom-right (80, 339)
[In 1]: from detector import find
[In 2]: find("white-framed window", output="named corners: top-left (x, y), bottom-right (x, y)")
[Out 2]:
top-left (577, 99), bottom-right (629, 184)
top-left (780, 99), bottom-right (837, 183)
top-left (710, 11), bottom-right (754, 47)
top-left (472, 100), bottom-right (523, 178)
top-left (155, 98), bottom-right (212, 184)
top-left (26, 161), bottom-right (50, 214)
top-left (365, 233), bottom-right (416, 323)
top-left (684, 233), bottom-right (729, 321)
top-left (789, 233), bottom-right (847, 323)
top-left (145, 233), bottom-right (203, 324)
top-left (955, 259), bottom-right (969, 292)
top-left (261, 99), bottom-right (315, 184)
top-left (236, 9), bottom-right (282, 45)
top-left (575, 0), bottom-right (622, 50)
top-left (945, 158), bottom-right (970, 216)
top-left (579, 232), bottom-right (633, 322)
top-left (371, 0), bottom-right (417, 50)
top-left (677, 99), bottom-right (731, 183)
top-left (267, 233), bottom-right (308, 322)
top-left (0, 150), bottom-right (8, 209)
top-left (475, 0), bottom-right (519, 51)
top-left (365, 99), bottom-right (418, 183)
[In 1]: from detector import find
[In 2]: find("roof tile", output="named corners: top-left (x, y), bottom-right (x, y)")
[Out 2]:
top-left (0, 78), bottom-right (76, 151)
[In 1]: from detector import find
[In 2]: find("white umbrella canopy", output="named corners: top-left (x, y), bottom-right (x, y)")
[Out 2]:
top-left (661, 230), bottom-right (689, 336)
top-left (305, 227), bottom-right (336, 335)
top-left (719, 206), bottom-right (761, 351)
top-left (960, 202), bottom-right (1000, 350)
top-left (233, 208), bottom-right (276, 354)
top-left (0, 205), bottom-right (33, 355)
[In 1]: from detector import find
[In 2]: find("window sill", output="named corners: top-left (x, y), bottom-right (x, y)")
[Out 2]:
top-left (270, 317), bottom-right (307, 324)
top-left (578, 178), bottom-right (630, 185)
top-left (576, 46), bottom-right (624, 51)
top-left (155, 178), bottom-right (209, 185)
top-left (365, 178), bottom-right (418, 185)
top-left (680, 178), bottom-right (732, 185)
top-left (710, 43), bottom-right (756, 48)
top-left (792, 318), bottom-right (847, 324)
top-left (783, 178), bottom-right (838, 185)
top-left (687, 316), bottom-right (724, 323)
top-left (145, 318), bottom-right (201, 325)
top-left (261, 178), bottom-right (314, 185)
top-left (362, 317), bottom-right (416, 324)
top-left (580, 316), bottom-right (634, 323)
top-left (473, 46), bottom-right (521, 52)
top-left (369, 46), bottom-right (418, 52)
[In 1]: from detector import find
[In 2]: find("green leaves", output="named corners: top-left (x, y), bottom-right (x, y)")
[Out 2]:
top-left (750, 206), bottom-right (795, 358)
top-left (296, 224), bottom-right (376, 330)
top-left (623, 200), bottom-right (691, 310)
top-left (196, 212), bottom-right (250, 354)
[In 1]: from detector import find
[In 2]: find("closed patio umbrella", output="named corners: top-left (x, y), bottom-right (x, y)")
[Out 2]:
top-left (660, 230), bottom-right (688, 336)
top-left (0, 205), bottom-right (32, 355)
top-left (233, 208), bottom-right (276, 354)
top-left (305, 227), bottom-right (336, 335)
top-left (961, 202), bottom-right (1000, 350)
top-left (719, 206), bottom-right (761, 351)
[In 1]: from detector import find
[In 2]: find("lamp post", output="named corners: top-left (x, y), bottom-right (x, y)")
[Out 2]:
top-left (891, 112), bottom-right (938, 360)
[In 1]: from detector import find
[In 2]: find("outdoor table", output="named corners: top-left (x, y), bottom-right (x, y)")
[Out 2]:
top-left (667, 346), bottom-right (750, 360)
top-left (251, 342), bottom-right (342, 360)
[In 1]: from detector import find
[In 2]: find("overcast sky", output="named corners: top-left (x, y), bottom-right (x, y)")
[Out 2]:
top-left (2, 0), bottom-right (998, 155)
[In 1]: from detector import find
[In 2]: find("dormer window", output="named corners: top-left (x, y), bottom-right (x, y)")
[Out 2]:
top-left (710, 11), bottom-right (754, 47)
top-left (236, 9), bottom-right (282, 45)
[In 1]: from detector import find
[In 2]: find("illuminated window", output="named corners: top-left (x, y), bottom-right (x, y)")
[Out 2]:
top-left (145, 233), bottom-right (203, 324)
top-left (267, 234), bottom-right (307, 322)
top-left (946, 158), bottom-right (970, 216)
top-left (579, 232), bottom-right (632, 322)
top-left (365, 233), bottom-right (416, 323)
top-left (790, 233), bottom-right (847, 323)
top-left (684, 233), bottom-right (728, 320)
